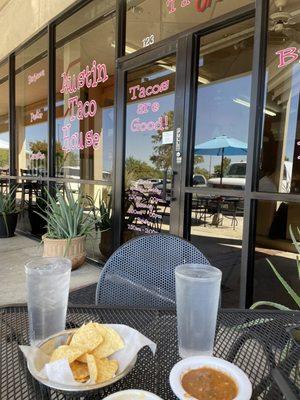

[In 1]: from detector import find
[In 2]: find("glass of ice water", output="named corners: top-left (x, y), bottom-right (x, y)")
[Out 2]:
top-left (25, 257), bottom-right (72, 345)
top-left (175, 263), bottom-right (222, 358)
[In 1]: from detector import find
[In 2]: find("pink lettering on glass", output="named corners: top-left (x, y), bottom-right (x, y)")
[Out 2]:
top-left (30, 109), bottom-right (43, 122)
top-left (30, 152), bottom-right (45, 161)
top-left (166, 0), bottom-right (176, 13)
top-left (60, 60), bottom-right (108, 94)
top-left (276, 47), bottom-right (300, 68)
top-left (62, 124), bottom-right (102, 153)
top-left (28, 69), bottom-right (45, 85)
top-left (128, 80), bottom-right (170, 101)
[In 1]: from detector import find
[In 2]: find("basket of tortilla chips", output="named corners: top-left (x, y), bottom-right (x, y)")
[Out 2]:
top-left (20, 321), bottom-right (156, 393)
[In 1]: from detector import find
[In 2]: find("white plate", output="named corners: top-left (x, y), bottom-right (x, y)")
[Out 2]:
top-left (27, 329), bottom-right (137, 393)
top-left (103, 389), bottom-right (163, 399)
top-left (169, 356), bottom-right (252, 400)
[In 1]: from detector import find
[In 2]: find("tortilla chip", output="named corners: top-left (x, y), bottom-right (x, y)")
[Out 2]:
top-left (93, 325), bottom-right (124, 358)
top-left (95, 357), bottom-right (119, 383)
top-left (87, 354), bottom-right (98, 382)
top-left (50, 345), bottom-right (84, 364)
top-left (70, 322), bottom-right (103, 353)
top-left (70, 360), bottom-right (89, 381)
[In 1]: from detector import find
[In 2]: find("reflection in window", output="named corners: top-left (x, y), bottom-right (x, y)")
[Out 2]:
top-left (123, 57), bottom-right (176, 239)
top-left (16, 35), bottom-right (48, 177)
top-left (253, 200), bottom-right (300, 309)
top-left (126, 0), bottom-right (254, 52)
top-left (190, 193), bottom-right (244, 308)
top-left (193, 19), bottom-right (254, 190)
top-left (55, 1), bottom-right (115, 182)
top-left (259, 0), bottom-right (300, 193)
top-left (0, 62), bottom-right (9, 176)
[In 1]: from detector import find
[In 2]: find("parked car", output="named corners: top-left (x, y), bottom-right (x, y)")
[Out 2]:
top-left (207, 161), bottom-right (292, 192)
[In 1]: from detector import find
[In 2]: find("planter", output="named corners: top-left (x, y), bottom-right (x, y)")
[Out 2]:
top-left (0, 213), bottom-right (18, 238)
top-left (28, 207), bottom-right (47, 236)
top-left (42, 235), bottom-right (86, 270)
top-left (99, 229), bottom-right (113, 261)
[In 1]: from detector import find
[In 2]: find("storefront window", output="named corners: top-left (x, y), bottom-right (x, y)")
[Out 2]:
top-left (192, 19), bottom-right (254, 190)
top-left (55, 0), bottom-right (115, 182)
top-left (0, 61), bottom-right (9, 177)
top-left (259, 0), bottom-right (300, 193)
top-left (126, 0), bottom-right (254, 52)
top-left (253, 200), bottom-right (300, 309)
top-left (15, 34), bottom-right (48, 177)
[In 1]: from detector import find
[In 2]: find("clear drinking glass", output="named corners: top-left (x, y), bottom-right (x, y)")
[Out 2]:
top-left (175, 263), bottom-right (222, 358)
top-left (25, 257), bottom-right (72, 345)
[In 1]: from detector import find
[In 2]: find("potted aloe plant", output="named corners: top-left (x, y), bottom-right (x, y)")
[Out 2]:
top-left (37, 188), bottom-right (95, 270)
top-left (0, 186), bottom-right (19, 238)
top-left (96, 197), bottom-right (113, 261)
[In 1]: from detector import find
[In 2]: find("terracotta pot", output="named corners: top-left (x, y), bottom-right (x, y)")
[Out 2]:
top-left (99, 229), bottom-right (113, 261)
top-left (42, 235), bottom-right (86, 270)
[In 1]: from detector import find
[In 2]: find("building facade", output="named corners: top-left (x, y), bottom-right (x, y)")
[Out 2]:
top-left (0, 0), bottom-right (299, 308)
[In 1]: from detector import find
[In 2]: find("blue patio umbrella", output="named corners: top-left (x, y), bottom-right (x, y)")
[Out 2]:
top-left (194, 135), bottom-right (248, 184)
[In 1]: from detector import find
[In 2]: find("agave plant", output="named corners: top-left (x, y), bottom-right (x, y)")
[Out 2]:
top-left (36, 188), bottom-right (95, 240)
top-left (251, 226), bottom-right (300, 311)
top-left (96, 196), bottom-right (112, 232)
top-left (0, 186), bottom-right (18, 215)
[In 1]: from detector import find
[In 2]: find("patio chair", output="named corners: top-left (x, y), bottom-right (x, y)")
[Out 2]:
top-left (95, 233), bottom-right (210, 309)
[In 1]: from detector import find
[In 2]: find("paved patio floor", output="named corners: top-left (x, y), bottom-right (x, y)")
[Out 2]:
top-left (0, 234), bottom-right (101, 306)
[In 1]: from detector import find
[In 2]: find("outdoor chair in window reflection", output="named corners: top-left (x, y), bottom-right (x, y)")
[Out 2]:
top-left (19, 169), bottom-right (47, 206)
top-left (192, 196), bottom-right (241, 230)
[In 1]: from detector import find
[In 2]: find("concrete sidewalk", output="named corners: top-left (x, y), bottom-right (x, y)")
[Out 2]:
top-left (0, 234), bottom-right (101, 306)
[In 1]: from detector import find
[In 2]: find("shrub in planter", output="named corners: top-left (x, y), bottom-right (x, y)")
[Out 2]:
top-left (0, 187), bottom-right (19, 238)
top-left (37, 188), bottom-right (95, 269)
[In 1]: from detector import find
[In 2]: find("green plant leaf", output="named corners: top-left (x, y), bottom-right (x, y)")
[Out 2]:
top-left (266, 258), bottom-right (300, 309)
top-left (250, 301), bottom-right (290, 311)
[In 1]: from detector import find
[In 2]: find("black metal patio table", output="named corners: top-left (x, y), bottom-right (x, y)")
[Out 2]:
top-left (0, 305), bottom-right (299, 400)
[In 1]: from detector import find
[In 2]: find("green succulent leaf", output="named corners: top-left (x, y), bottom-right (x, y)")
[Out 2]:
top-left (251, 301), bottom-right (290, 311)
top-left (266, 258), bottom-right (300, 309)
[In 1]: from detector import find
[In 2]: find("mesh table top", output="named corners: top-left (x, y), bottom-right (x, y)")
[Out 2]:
top-left (0, 305), bottom-right (299, 400)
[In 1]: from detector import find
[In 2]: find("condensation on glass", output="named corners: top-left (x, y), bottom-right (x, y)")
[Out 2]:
top-left (123, 56), bottom-right (176, 240)
top-left (259, 0), bottom-right (300, 193)
top-left (15, 34), bottom-right (48, 177)
top-left (126, 0), bottom-right (254, 53)
top-left (0, 61), bottom-right (9, 177)
top-left (55, 0), bottom-right (115, 184)
top-left (253, 200), bottom-right (300, 309)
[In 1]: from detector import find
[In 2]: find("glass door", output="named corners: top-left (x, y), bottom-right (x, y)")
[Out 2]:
top-left (185, 18), bottom-right (256, 307)
top-left (120, 51), bottom-right (180, 241)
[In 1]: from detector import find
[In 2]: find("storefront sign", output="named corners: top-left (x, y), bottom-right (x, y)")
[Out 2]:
top-left (60, 60), bottom-right (108, 94)
top-left (166, 0), bottom-right (223, 14)
top-left (131, 115), bottom-right (169, 132)
top-left (60, 60), bottom-right (107, 153)
top-left (129, 80), bottom-right (170, 100)
top-left (62, 124), bottom-right (101, 153)
top-left (276, 47), bottom-right (300, 69)
top-left (28, 69), bottom-right (45, 85)
top-left (30, 108), bottom-right (43, 123)
top-left (30, 151), bottom-right (45, 161)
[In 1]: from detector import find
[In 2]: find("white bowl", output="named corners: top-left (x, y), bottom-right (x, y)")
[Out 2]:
top-left (169, 356), bottom-right (252, 400)
top-left (103, 390), bottom-right (163, 399)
